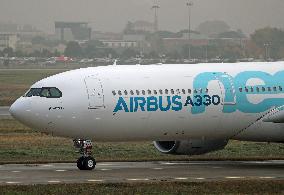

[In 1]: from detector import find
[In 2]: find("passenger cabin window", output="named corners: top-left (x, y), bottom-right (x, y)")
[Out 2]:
top-left (273, 87), bottom-right (277, 91)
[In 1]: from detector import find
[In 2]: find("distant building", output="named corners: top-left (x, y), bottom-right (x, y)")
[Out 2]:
top-left (0, 33), bottom-right (18, 50)
top-left (0, 22), bottom-right (44, 41)
top-left (55, 22), bottom-right (91, 42)
top-left (130, 21), bottom-right (155, 33)
top-left (101, 40), bottom-right (138, 48)
top-left (92, 31), bottom-right (122, 40)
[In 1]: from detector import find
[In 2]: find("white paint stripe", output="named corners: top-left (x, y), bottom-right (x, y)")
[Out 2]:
top-left (259, 176), bottom-right (275, 179)
top-left (226, 176), bottom-right (245, 179)
top-left (88, 179), bottom-right (104, 182)
top-left (6, 182), bottom-right (21, 184)
top-left (100, 169), bottom-right (111, 171)
top-left (175, 177), bottom-right (188, 180)
top-left (55, 170), bottom-right (66, 172)
top-left (99, 164), bottom-right (113, 166)
top-left (127, 178), bottom-right (150, 181)
top-left (195, 178), bottom-right (205, 180)
top-left (41, 164), bottom-right (53, 167)
top-left (48, 180), bottom-right (61, 183)
top-left (11, 171), bottom-right (21, 173)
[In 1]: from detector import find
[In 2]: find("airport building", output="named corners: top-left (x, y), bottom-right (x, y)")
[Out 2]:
top-left (55, 22), bottom-right (92, 42)
top-left (0, 33), bottom-right (18, 50)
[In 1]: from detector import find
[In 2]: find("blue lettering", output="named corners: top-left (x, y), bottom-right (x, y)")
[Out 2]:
top-left (113, 97), bottom-right (129, 112)
top-left (147, 96), bottom-right (159, 112)
top-left (172, 95), bottom-right (183, 111)
top-left (159, 96), bottom-right (171, 111)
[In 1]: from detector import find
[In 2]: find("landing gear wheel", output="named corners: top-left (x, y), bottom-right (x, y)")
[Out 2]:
top-left (73, 139), bottom-right (96, 170)
top-left (83, 157), bottom-right (96, 170)
top-left (77, 156), bottom-right (85, 170)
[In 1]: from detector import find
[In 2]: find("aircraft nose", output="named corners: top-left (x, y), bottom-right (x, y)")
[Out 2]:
top-left (9, 98), bottom-right (31, 124)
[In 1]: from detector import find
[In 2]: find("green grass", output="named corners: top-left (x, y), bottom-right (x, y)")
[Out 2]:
top-left (0, 119), bottom-right (283, 163)
top-left (0, 181), bottom-right (283, 195)
top-left (0, 70), bottom-right (65, 106)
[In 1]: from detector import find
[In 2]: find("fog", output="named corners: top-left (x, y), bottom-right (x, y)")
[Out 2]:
top-left (0, 0), bottom-right (283, 34)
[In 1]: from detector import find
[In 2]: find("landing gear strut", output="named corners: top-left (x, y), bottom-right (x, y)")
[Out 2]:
top-left (73, 139), bottom-right (96, 170)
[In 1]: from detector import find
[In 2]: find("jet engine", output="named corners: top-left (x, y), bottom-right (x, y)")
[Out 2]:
top-left (153, 139), bottom-right (228, 155)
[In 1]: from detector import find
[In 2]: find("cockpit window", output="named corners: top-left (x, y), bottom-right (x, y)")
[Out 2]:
top-left (25, 88), bottom-right (42, 97)
top-left (24, 87), bottom-right (62, 98)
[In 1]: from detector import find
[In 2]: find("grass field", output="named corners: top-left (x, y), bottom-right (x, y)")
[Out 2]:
top-left (0, 69), bottom-right (65, 106)
top-left (0, 118), bottom-right (283, 163)
top-left (0, 181), bottom-right (283, 195)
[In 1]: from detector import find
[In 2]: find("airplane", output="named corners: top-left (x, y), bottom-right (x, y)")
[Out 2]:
top-left (9, 62), bottom-right (284, 170)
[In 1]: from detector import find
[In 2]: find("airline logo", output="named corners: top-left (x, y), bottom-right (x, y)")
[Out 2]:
top-left (113, 70), bottom-right (284, 114)
top-left (113, 95), bottom-right (221, 113)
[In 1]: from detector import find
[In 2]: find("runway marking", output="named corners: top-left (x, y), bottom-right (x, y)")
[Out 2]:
top-left (225, 176), bottom-right (245, 179)
top-left (55, 170), bottom-right (66, 172)
top-left (6, 182), bottom-right (21, 184)
top-left (48, 180), bottom-right (61, 183)
top-left (127, 178), bottom-right (150, 181)
top-left (153, 168), bottom-right (163, 170)
top-left (88, 179), bottom-right (104, 182)
top-left (100, 169), bottom-right (111, 171)
top-left (99, 163), bottom-right (114, 166)
top-left (259, 176), bottom-right (275, 179)
top-left (41, 164), bottom-right (53, 167)
top-left (175, 177), bottom-right (188, 180)
top-left (11, 171), bottom-right (21, 173)
top-left (195, 178), bottom-right (205, 180)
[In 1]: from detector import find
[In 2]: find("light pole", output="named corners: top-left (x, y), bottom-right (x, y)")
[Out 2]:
top-left (187, 1), bottom-right (193, 61)
top-left (152, 0), bottom-right (160, 33)
top-left (264, 43), bottom-right (271, 61)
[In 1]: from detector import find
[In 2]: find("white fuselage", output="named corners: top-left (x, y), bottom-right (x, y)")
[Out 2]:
top-left (10, 62), bottom-right (284, 143)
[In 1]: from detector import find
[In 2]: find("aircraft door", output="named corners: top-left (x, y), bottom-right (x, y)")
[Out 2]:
top-left (85, 75), bottom-right (104, 109)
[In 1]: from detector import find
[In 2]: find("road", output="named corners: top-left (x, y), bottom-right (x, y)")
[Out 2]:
top-left (0, 161), bottom-right (283, 185)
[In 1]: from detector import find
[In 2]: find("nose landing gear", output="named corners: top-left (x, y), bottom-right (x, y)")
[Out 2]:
top-left (73, 139), bottom-right (96, 170)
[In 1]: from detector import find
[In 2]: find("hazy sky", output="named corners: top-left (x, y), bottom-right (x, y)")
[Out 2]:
top-left (0, 0), bottom-right (283, 35)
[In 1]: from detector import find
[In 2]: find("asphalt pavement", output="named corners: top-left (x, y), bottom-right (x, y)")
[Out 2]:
top-left (0, 160), bottom-right (283, 185)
